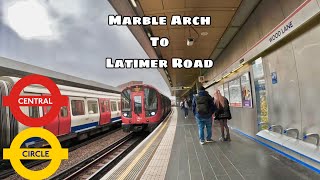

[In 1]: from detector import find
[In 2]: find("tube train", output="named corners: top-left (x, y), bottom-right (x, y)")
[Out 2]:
top-left (0, 76), bottom-right (121, 154)
top-left (121, 84), bottom-right (171, 132)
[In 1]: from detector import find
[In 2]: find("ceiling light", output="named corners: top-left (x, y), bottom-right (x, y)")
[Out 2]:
top-left (130, 0), bottom-right (137, 7)
top-left (187, 37), bottom-right (194, 46)
top-left (201, 32), bottom-right (208, 36)
top-left (216, 78), bottom-right (222, 82)
top-left (147, 32), bottom-right (151, 37)
top-left (223, 73), bottom-right (231, 79)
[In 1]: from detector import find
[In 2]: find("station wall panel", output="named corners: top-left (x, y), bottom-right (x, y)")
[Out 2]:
top-left (206, 0), bottom-right (320, 138)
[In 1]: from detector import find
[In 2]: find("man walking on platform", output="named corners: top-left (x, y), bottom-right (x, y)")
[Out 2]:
top-left (183, 98), bottom-right (189, 118)
top-left (192, 86), bottom-right (217, 145)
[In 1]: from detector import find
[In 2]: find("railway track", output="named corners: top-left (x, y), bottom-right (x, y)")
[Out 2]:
top-left (49, 132), bottom-right (145, 180)
top-left (0, 126), bottom-right (121, 179)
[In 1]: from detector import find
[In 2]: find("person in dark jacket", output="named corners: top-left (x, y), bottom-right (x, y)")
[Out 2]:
top-left (183, 98), bottom-right (189, 118)
top-left (214, 90), bottom-right (232, 142)
top-left (192, 86), bottom-right (217, 145)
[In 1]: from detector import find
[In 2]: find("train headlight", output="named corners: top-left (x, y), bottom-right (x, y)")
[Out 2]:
top-left (151, 112), bottom-right (155, 116)
top-left (122, 111), bottom-right (131, 118)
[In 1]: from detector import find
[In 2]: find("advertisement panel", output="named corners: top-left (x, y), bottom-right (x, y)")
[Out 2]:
top-left (241, 72), bottom-right (253, 108)
top-left (229, 78), bottom-right (242, 107)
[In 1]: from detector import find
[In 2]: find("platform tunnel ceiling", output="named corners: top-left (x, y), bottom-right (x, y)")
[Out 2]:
top-left (109, 0), bottom-right (261, 97)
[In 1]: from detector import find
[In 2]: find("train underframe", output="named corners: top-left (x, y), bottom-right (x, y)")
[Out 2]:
top-left (122, 122), bottom-right (159, 132)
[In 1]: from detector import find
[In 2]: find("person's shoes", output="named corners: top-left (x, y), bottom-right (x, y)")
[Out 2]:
top-left (225, 136), bottom-right (231, 142)
top-left (219, 137), bottom-right (224, 142)
top-left (200, 140), bottom-right (205, 145)
top-left (206, 139), bottom-right (214, 143)
top-left (185, 116), bottom-right (187, 119)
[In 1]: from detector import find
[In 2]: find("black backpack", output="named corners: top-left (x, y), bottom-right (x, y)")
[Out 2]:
top-left (196, 96), bottom-right (211, 115)
top-left (217, 98), bottom-right (232, 119)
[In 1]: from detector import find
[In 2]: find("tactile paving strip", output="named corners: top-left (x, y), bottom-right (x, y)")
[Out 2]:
top-left (101, 108), bottom-right (176, 180)
top-left (140, 108), bottom-right (178, 180)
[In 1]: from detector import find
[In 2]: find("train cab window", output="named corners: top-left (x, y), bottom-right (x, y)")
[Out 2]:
top-left (111, 101), bottom-right (117, 111)
top-left (121, 89), bottom-right (131, 112)
top-left (71, 100), bottom-right (85, 116)
top-left (29, 107), bottom-right (40, 118)
top-left (134, 96), bottom-right (142, 115)
top-left (88, 100), bottom-right (99, 114)
top-left (60, 106), bottom-right (68, 117)
top-left (144, 88), bottom-right (157, 117)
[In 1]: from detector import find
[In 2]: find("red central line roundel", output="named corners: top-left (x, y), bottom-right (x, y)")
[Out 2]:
top-left (2, 74), bottom-right (68, 127)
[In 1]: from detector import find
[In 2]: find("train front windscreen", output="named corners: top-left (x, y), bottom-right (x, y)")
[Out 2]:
top-left (121, 89), bottom-right (131, 118)
top-left (121, 86), bottom-right (158, 118)
top-left (144, 88), bottom-right (158, 117)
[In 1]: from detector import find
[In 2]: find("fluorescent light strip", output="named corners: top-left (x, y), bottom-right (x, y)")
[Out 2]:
top-left (130, 0), bottom-right (137, 7)
top-left (223, 73), bottom-right (231, 79)
top-left (232, 64), bottom-right (244, 73)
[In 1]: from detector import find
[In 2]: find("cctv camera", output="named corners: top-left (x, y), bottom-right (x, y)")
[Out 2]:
top-left (187, 38), bottom-right (194, 46)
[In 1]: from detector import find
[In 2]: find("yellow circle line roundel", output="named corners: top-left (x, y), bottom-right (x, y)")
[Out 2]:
top-left (3, 128), bottom-right (68, 180)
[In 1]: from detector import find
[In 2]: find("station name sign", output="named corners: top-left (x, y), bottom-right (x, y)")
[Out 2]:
top-left (269, 21), bottom-right (293, 43)
top-left (227, 0), bottom-right (320, 74)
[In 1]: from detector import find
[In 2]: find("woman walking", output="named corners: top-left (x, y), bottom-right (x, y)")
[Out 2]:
top-left (214, 90), bottom-right (232, 141)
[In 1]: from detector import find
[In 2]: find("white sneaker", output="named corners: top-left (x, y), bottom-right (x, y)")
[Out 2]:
top-left (200, 141), bottom-right (205, 145)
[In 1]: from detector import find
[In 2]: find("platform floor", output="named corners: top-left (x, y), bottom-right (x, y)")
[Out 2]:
top-left (165, 109), bottom-right (320, 180)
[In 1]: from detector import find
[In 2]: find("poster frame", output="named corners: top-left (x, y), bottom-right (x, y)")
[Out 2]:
top-left (228, 77), bottom-right (242, 108)
top-left (240, 71), bottom-right (253, 108)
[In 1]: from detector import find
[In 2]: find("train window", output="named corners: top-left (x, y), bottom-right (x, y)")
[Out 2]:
top-left (121, 89), bottom-right (131, 112)
top-left (45, 106), bottom-right (52, 114)
top-left (117, 101), bottom-right (121, 111)
top-left (134, 96), bottom-right (142, 114)
top-left (60, 106), bottom-right (68, 117)
top-left (88, 100), bottom-right (99, 114)
top-left (71, 100), bottom-right (85, 116)
top-left (100, 101), bottom-right (106, 113)
top-left (111, 101), bottom-right (117, 111)
top-left (106, 101), bottom-right (110, 111)
top-left (144, 88), bottom-right (157, 111)
top-left (29, 107), bottom-right (40, 118)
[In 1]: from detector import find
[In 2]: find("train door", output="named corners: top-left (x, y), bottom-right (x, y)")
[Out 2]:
top-left (110, 100), bottom-right (120, 122)
top-left (86, 98), bottom-right (100, 125)
top-left (43, 106), bottom-right (59, 135)
top-left (43, 95), bottom-right (71, 136)
top-left (131, 91), bottom-right (145, 124)
top-left (58, 104), bottom-right (71, 135)
top-left (70, 97), bottom-right (88, 132)
top-left (98, 98), bottom-right (111, 125)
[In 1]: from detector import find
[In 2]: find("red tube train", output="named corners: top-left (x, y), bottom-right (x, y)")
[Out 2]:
top-left (121, 84), bottom-right (171, 132)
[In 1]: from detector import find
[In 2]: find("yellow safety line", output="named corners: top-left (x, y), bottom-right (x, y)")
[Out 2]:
top-left (117, 109), bottom-right (174, 180)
